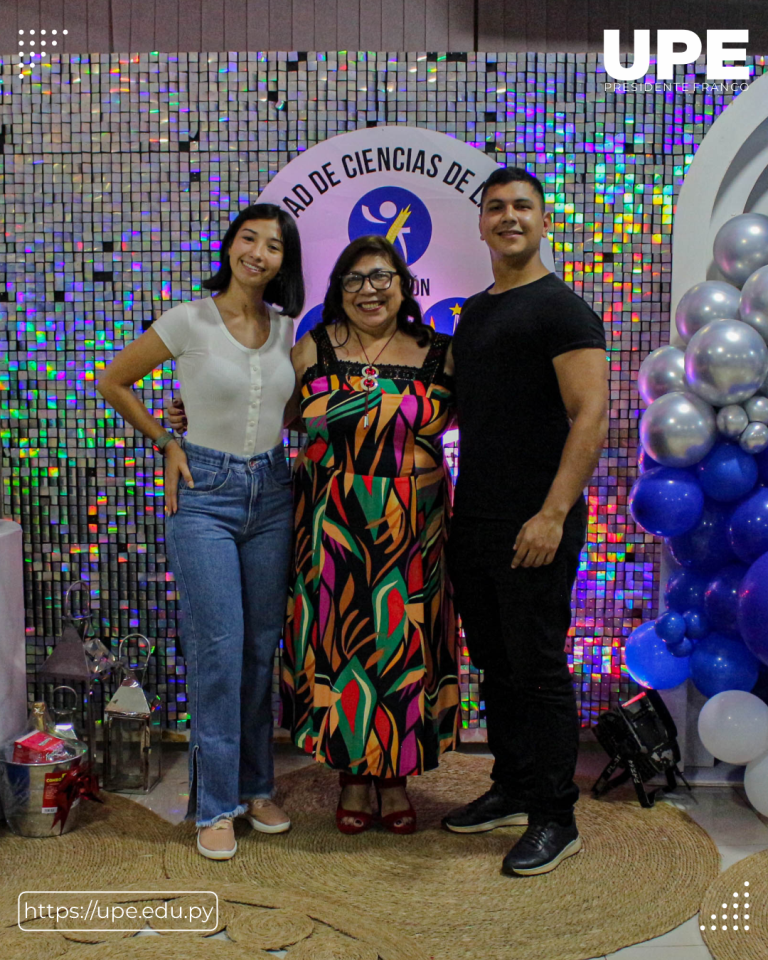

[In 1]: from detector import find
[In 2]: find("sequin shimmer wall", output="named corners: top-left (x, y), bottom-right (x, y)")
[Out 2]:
top-left (2, 50), bottom-right (764, 734)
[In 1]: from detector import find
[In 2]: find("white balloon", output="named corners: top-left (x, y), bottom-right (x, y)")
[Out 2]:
top-left (745, 749), bottom-right (768, 817)
top-left (698, 690), bottom-right (768, 764)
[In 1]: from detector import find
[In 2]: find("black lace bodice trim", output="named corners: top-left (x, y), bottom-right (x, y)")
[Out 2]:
top-left (303, 325), bottom-right (452, 388)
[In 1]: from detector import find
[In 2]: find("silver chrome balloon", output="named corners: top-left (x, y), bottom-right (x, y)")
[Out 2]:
top-left (745, 395), bottom-right (768, 424)
top-left (639, 391), bottom-right (717, 468)
top-left (740, 421), bottom-right (768, 454)
top-left (740, 264), bottom-right (768, 342)
top-left (717, 404), bottom-right (750, 438)
top-left (684, 319), bottom-right (768, 407)
top-left (637, 346), bottom-right (686, 404)
top-left (675, 280), bottom-right (741, 343)
top-left (713, 213), bottom-right (768, 288)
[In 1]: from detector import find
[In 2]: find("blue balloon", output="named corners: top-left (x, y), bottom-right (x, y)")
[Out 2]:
top-left (639, 448), bottom-right (661, 474)
top-left (670, 638), bottom-right (694, 658)
top-left (754, 447), bottom-right (768, 484)
top-left (737, 552), bottom-right (768, 667)
top-left (729, 488), bottom-right (768, 564)
top-left (655, 610), bottom-right (687, 645)
top-left (695, 441), bottom-right (759, 502)
top-left (704, 563), bottom-right (748, 639)
top-left (683, 607), bottom-right (710, 639)
top-left (668, 500), bottom-right (737, 574)
top-left (689, 633), bottom-right (759, 698)
top-left (665, 569), bottom-right (709, 613)
top-left (629, 467), bottom-right (704, 538)
top-left (625, 620), bottom-right (691, 690)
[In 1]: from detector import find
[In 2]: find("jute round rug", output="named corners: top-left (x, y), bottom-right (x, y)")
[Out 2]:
top-left (700, 846), bottom-right (768, 959)
top-left (0, 926), bottom-right (70, 960)
top-left (160, 751), bottom-right (719, 960)
top-left (0, 791), bottom-right (174, 935)
top-left (0, 790), bottom-right (172, 888)
top-left (0, 798), bottom-right (410, 960)
top-left (0, 753), bottom-right (720, 960)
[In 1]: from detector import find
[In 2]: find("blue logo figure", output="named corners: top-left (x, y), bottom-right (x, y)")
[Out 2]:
top-left (348, 186), bottom-right (432, 266)
top-left (423, 297), bottom-right (465, 335)
top-left (295, 303), bottom-right (324, 342)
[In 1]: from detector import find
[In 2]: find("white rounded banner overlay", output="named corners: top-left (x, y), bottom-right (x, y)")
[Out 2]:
top-left (259, 125), bottom-right (555, 337)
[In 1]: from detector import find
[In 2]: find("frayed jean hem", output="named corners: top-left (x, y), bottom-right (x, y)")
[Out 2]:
top-left (192, 802), bottom-right (249, 828)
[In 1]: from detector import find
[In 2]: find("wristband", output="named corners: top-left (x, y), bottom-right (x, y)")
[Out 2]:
top-left (152, 431), bottom-right (177, 454)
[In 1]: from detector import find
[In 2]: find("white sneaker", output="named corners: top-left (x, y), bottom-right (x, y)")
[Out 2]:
top-left (245, 798), bottom-right (291, 834)
top-left (197, 817), bottom-right (237, 860)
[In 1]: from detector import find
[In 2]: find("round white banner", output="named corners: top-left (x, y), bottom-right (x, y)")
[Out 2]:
top-left (259, 125), bottom-right (555, 338)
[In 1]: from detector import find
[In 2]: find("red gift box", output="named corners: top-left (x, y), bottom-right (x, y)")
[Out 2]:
top-left (13, 730), bottom-right (72, 763)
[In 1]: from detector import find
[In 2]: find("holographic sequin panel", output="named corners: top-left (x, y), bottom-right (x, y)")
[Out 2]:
top-left (2, 50), bottom-right (764, 733)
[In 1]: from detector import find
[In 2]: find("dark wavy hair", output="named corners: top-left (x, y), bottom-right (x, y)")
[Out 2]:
top-left (322, 235), bottom-right (432, 347)
top-left (202, 203), bottom-right (305, 318)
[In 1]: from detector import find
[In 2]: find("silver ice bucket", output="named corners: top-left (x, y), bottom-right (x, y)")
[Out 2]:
top-left (0, 740), bottom-right (88, 837)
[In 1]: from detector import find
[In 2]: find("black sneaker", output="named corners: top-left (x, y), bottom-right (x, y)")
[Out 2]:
top-left (501, 820), bottom-right (582, 876)
top-left (442, 784), bottom-right (528, 833)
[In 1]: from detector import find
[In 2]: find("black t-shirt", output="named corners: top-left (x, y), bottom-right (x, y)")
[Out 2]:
top-left (452, 272), bottom-right (606, 520)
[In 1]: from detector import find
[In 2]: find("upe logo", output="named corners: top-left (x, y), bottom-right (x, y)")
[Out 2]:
top-left (603, 30), bottom-right (749, 81)
top-left (348, 186), bottom-right (432, 266)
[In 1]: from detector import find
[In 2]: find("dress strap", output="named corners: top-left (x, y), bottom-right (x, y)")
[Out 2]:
top-left (421, 332), bottom-right (452, 384)
top-left (311, 324), bottom-right (338, 375)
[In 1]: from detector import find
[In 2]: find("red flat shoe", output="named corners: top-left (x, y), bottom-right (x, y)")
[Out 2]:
top-left (336, 772), bottom-right (375, 835)
top-left (374, 775), bottom-right (417, 835)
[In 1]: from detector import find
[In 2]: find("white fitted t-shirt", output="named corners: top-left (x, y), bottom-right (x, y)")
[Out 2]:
top-left (152, 296), bottom-right (295, 457)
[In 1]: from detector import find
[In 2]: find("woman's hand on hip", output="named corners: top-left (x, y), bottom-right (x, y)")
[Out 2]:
top-left (164, 442), bottom-right (194, 516)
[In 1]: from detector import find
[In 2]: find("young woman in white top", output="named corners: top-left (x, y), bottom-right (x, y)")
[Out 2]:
top-left (97, 203), bottom-right (304, 860)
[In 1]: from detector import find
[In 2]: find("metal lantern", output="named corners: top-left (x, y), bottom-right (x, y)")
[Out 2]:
top-left (38, 581), bottom-right (116, 766)
top-left (103, 634), bottom-right (162, 794)
top-left (51, 685), bottom-right (81, 741)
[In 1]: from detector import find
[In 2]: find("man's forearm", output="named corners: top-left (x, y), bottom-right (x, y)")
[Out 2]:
top-left (539, 413), bottom-right (609, 521)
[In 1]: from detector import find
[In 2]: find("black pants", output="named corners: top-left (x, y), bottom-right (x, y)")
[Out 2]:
top-left (447, 501), bottom-right (586, 825)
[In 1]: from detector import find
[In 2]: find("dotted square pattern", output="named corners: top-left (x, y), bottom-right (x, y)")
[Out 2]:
top-left (3, 49), bottom-right (764, 733)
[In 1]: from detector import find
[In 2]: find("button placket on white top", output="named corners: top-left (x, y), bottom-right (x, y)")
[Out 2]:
top-left (244, 353), bottom-right (262, 455)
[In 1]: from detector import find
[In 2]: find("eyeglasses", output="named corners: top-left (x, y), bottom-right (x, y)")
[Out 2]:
top-left (340, 269), bottom-right (397, 294)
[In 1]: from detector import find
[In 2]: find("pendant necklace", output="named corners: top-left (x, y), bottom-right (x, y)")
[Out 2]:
top-left (355, 327), bottom-right (397, 427)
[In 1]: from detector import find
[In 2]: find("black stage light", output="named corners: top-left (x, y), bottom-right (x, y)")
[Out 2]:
top-left (592, 688), bottom-right (691, 808)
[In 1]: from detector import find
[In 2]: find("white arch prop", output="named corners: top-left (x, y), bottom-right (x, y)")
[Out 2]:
top-left (671, 73), bottom-right (768, 342)
top-left (665, 72), bottom-right (768, 769)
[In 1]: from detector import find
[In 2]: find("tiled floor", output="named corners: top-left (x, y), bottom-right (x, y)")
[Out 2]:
top-left (130, 740), bottom-right (768, 960)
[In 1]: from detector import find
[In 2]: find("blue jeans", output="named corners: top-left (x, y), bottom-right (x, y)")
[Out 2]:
top-left (165, 440), bottom-right (293, 827)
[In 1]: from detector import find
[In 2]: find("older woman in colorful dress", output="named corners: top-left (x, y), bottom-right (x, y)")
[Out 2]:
top-left (282, 235), bottom-right (460, 834)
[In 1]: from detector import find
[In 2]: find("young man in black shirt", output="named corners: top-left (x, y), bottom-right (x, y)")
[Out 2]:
top-left (443, 167), bottom-right (608, 876)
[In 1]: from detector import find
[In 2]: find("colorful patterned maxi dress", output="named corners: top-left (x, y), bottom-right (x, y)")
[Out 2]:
top-left (281, 325), bottom-right (460, 778)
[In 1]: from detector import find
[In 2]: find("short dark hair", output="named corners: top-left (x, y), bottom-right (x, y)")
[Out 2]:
top-left (202, 203), bottom-right (305, 318)
top-left (322, 236), bottom-right (433, 347)
top-left (480, 166), bottom-right (546, 211)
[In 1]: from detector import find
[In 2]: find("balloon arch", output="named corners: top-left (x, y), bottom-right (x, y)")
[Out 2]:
top-left (626, 69), bottom-right (768, 814)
